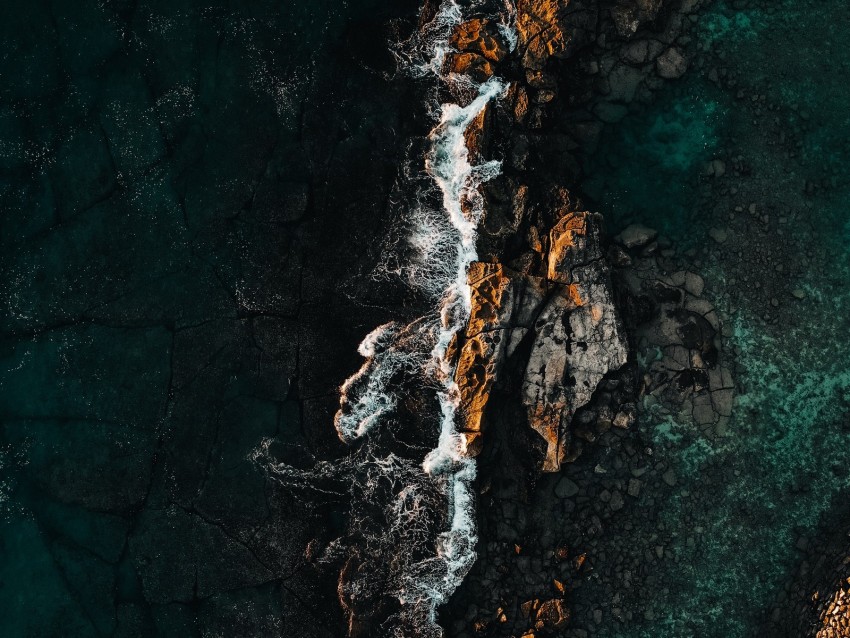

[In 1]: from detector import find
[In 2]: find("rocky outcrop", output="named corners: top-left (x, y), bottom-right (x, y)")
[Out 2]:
top-left (446, 6), bottom-right (639, 474)
top-left (447, 18), bottom-right (509, 81)
top-left (452, 208), bottom-right (628, 472)
top-left (524, 211), bottom-right (628, 470)
top-left (765, 508), bottom-right (850, 638)
top-left (812, 585), bottom-right (850, 638)
top-left (450, 18), bottom-right (509, 63)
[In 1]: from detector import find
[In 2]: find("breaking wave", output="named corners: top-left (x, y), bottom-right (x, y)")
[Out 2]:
top-left (257, 2), bottom-right (514, 635)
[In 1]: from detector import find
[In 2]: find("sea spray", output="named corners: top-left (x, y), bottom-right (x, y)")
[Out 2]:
top-left (259, 2), bottom-right (515, 635)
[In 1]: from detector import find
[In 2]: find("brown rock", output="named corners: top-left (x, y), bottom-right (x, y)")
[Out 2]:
top-left (448, 52), bottom-right (494, 82)
top-left (450, 19), bottom-right (509, 63)
top-left (455, 331), bottom-right (504, 435)
top-left (547, 211), bottom-right (601, 283)
top-left (466, 262), bottom-right (513, 337)
top-left (516, 0), bottom-right (570, 71)
top-left (454, 264), bottom-right (514, 443)
top-left (514, 85), bottom-right (530, 123)
top-left (536, 599), bottom-right (570, 629)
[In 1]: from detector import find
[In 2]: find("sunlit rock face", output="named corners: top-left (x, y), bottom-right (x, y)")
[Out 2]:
top-left (441, 6), bottom-right (632, 477)
top-left (452, 209), bottom-right (628, 472)
top-left (523, 211), bottom-right (628, 471)
top-left (814, 586), bottom-right (850, 638)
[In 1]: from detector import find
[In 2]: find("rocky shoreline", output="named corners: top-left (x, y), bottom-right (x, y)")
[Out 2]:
top-left (3, 0), bottom-right (849, 636)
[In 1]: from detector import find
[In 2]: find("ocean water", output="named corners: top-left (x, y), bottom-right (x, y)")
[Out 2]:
top-left (2, 1), bottom-right (849, 637)
top-left (0, 0), bottom-right (421, 635)
top-left (579, 1), bottom-right (850, 635)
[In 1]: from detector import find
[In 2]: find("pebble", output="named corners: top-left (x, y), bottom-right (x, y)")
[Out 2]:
top-left (555, 477), bottom-right (580, 498)
top-left (610, 491), bottom-right (625, 511)
top-left (709, 227), bottom-right (728, 243)
top-left (662, 469), bottom-right (678, 487)
top-left (616, 224), bottom-right (658, 249)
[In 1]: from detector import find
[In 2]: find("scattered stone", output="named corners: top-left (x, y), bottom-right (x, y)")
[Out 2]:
top-left (621, 40), bottom-right (649, 65)
top-left (683, 272), bottom-right (705, 297)
top-left (609, 490), bottom-right (625, 511)
top-left (662, 469), bottom-right (677, 487)
top-left (616, 224), bottom-right (658, 249)
top-left (555, 476), bottom-right (580, 498)
top-left (709, 227), bottom-right (728, 244)
top-left (627, 479), bottom-right (642, 497)
top-left (613, 409), bottom-right (635, 429)
top-left (656, 47), bottom-right (688, 79)
top-left (792, 288), bottom-right (806, 299)
top-left (536, 599), bottom-right (570, 629)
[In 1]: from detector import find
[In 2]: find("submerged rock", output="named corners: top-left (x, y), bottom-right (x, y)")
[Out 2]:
top-left (616, 223), bottom-right (658, 249)
top-left (656, 47), bottom-right (688, 79)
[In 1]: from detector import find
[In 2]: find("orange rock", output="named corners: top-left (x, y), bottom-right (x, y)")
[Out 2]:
top-left (463, 106), bottom-right (489, 165)
top-left (461, 431), bottom-right (484, 457)
top-left (536, 598), bottom-right (570, 629)
top-left (466, 262), bottom-right (512, 337)
top-left (574, 552), bottom-right (587, 571)
top-left (526, 403), bottom-right (565, 472)
top-left (547, 211), bottom-right (589, 283)
top-left (567, 282), bottom-right (586, 307)
top-left (450, 19), bottom-right (508, 63)
top-left (516, 0), bottom-right (570, 71)
top-left (447, 52), bottom-right (494, 82)
top-left (455, 332), bottom-right (500, 433)
top-left (453, 263), bottom-right (519, 442)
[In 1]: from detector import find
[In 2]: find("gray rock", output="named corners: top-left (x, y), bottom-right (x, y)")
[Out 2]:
top-left (555, 476), bottom-right (580, 498)
top-left (610, 490), bottom-right (625, 511)
top-left (709, 227), bottom-right (728, 243)
top-left (656, 47), bottom-right (688, 79)
top-left (616, 224), bottom-right (658, 249)
top-left (608, 63), bottom-right (645, 102)
top-left (662, 469), bottom-right (677, 486)
top-left (684, 272), bottom-right (705, 297)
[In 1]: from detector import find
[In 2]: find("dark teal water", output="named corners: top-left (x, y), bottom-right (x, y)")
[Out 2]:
top-left (2, 1), bottom-right (850, 637)
top-left (582, 1), bottom-right (850, 636)
top-left (0, 1), bottom-right (415, 636)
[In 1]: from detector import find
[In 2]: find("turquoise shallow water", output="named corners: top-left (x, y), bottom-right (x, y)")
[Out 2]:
top-left (582, 1), bottom-right (850, 636)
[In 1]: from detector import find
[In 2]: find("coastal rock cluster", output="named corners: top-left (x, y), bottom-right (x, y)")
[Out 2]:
top-left (445, 0), bottom-right (714, 479)
top-left (453, 208), bottom-right (628, 472)
top-left (612, 224), bottom-right (735, 438)
top-left (438, 0), bottom-right (742, 636)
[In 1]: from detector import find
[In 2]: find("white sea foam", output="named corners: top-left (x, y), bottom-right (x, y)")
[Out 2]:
top-left (328, 1), bottom-right (515, 634)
